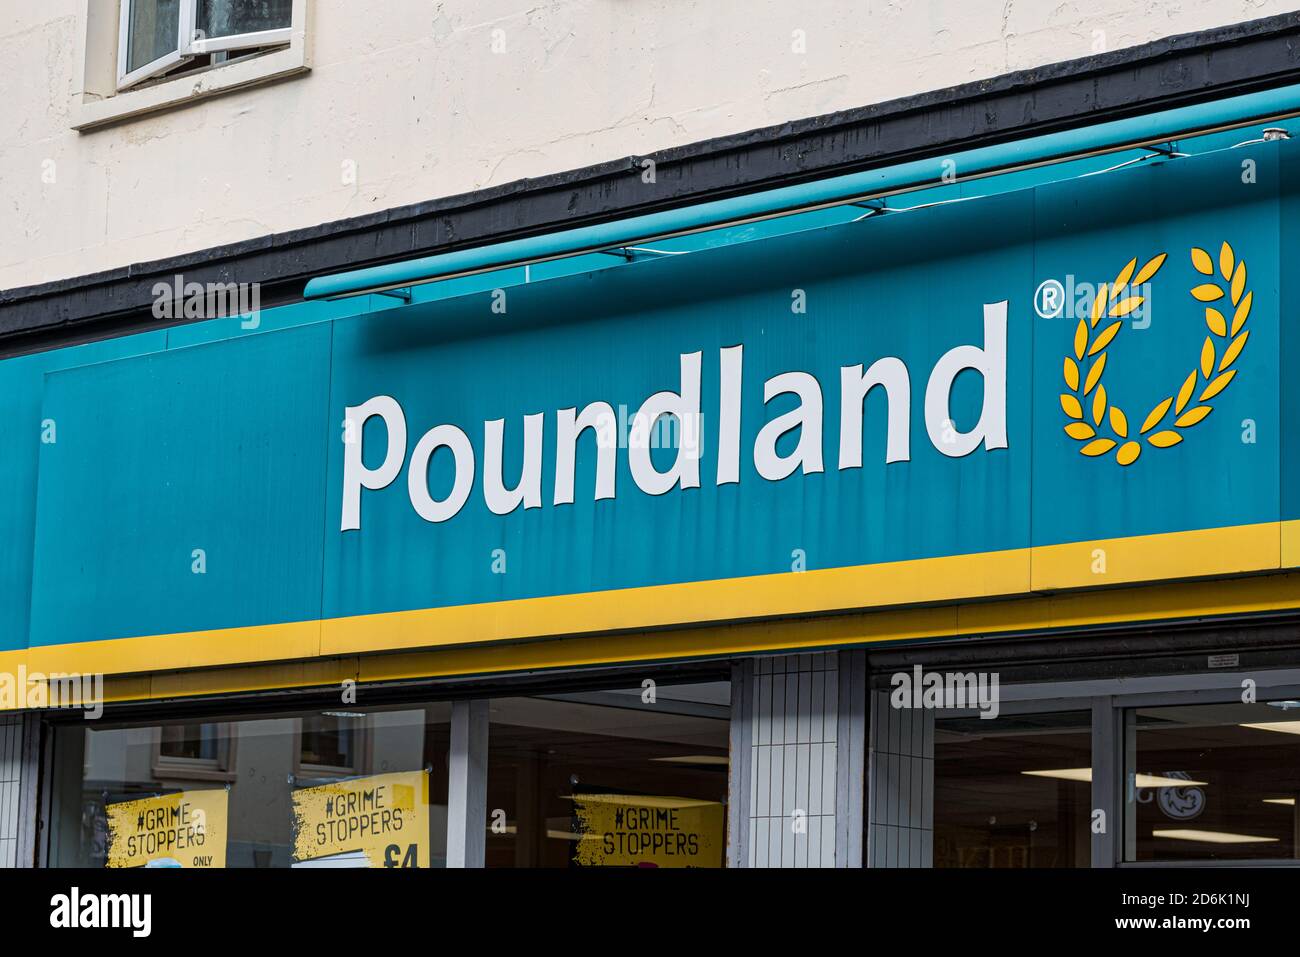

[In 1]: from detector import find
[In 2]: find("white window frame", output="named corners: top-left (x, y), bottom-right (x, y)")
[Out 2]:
top-left (117, 0), bottom-right (195, 90)
top-left (191, 25), bottom-right (292, 56)
top-left (116, 0), bottom-right (293, 92)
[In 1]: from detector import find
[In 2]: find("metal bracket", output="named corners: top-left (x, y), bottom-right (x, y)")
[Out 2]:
top-left (1142, 141), bottom-right (1179, 157)
top-left (850, 199), bottom-right (889, 222)
top-left (851, 199), bottom-right (888, 214)
top-left (599, 246), bottom-right (685, 262)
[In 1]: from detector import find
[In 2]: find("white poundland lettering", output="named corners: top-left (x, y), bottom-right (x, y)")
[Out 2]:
top-left (340, 302), bottom-right (1009, 531)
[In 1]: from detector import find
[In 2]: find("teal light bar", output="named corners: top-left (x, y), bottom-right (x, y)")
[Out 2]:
top-left (304, 82), bottom-right (1300, 300)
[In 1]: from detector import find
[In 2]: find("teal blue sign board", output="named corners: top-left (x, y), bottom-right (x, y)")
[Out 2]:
top-left (2, 142), bottom-right (1295, 659)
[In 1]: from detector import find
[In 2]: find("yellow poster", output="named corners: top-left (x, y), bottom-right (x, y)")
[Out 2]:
top-left (572, 793), bottom-right (724, 867)
top-left (291, 769), bottom-right (429, 868)
top-left (105, 789), bottom-right (228, 868)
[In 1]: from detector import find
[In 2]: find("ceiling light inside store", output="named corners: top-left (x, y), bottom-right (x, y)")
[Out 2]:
top-left (1022, 768), bottom-right (1093, 783)
top-left (1022, 768), bottom-right (1207, 788)
top-left (558, 793), bottom-right (722, 809)
top-left (1153, 829), bottom-right (1278, 844)
top-left (1241, 721), bottom-right (1300, 735)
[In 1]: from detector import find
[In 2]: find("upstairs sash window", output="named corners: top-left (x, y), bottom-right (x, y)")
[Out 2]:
top-left (118, 0), bottom-right (293, 90)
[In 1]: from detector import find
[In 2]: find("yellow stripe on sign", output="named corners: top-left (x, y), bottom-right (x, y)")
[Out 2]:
top-left (1282, 520), bottom-right (1300, 569)
top-left (318, 546), bottom-right (1031, 657)
top-left (2, 520), bottom-right (1299, 706)
top-left (1031, 521), bottom-right (1281, 591)
top-left (22, 619), bottom-right (321, 680)
top-left (21, 567), bottom-right (1300, 707)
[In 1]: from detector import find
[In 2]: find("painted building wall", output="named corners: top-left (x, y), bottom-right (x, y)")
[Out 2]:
top-left (2, 0), bottom-right (1296, 291)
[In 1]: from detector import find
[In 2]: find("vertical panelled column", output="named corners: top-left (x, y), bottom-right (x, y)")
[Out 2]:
top-left (727, 661), bottom-right (753, 865)
top-left (866, 689), bottom-right (934, 867)
top-left (1093, 696), bottom-right (1124, 868)
top-left (0, 716), bottom-right (21, 867)
top-left (0, 715), bottom-right (37, 867)
top-left (728, 650), bottom-right (866, 867)
top-left (446, 699), bottom-right (489, 868)
top-left (16, 715), bottom-right (40, 867)
top-left (835, 651), bottom-right (868, 866)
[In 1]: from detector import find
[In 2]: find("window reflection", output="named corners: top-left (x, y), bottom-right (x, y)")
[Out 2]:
top-left (1126, 701), bottom-right (1300, 861)
top-left (485, 682), bottom-right (731, 868)
top-left (298, 714), bottom-right (361, 775)
top-left (158, 723), bottom-right (222, 762)
top-left (197, 0), bottom-right (292, 40)
top-left (49, 704), bottom-right (450, 868)
top-left (126, 0), bottom-right (181, 74)
top-left (934, 711), bottom-right (1092, 868)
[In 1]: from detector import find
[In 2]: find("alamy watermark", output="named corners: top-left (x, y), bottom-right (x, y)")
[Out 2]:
top-left (1035, 275), bottom-right (1154, 327)
top-left (0, 666), bottom-right (103, 719)
top-left (890, 665), bottom-right (1000, 719)
top-left (152, 274), bottom-right (262, 329)
top-left (50, 887), bottom-right (150, 937)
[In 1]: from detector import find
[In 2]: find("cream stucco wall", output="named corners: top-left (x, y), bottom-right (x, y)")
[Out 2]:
top-left (0, 0), bottom-right (1294, 291)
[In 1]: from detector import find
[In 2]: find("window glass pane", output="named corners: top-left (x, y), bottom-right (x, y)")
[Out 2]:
top-left (300, 714), bottom-right (356, 770)
top-left (486, 681), bottom-right (731, 867)
top-left (159, 722), bottom-right (221, 762)
top-left (125, 0), bottom-right (181, 74)
top-left (933, 711), bottom-right (1092, 867)
top-left (197, 0), bottom-right (292, 39)
top-left (1127, 701), bottom-right (1300, 861)
top-left (49, 703), bottom-right (451, 868)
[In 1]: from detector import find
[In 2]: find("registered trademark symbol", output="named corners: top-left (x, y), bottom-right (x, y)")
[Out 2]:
top-left (1035, 279), bottom-right (1064, 318)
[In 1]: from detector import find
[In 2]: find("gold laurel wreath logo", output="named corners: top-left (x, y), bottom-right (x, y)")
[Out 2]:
top-left (1060, 242), bottom-right (1252, 466)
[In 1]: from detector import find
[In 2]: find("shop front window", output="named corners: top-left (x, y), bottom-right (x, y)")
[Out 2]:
top-left (933, 711), bottom-right (1092, 867)
top-left (1125, 700), bottom-right (1300, 861)
top-left (47, 703), bottom-right (451, 868)
top-left (485, 681), bottom-right (731, 868)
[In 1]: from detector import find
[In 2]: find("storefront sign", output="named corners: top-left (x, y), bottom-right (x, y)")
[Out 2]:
top-left (105, 788), bottom-right (228, 868)
top-left (5, 142), bottom-right (1296, 673)
top-left (572, 794), bottom-right (724, 868)
top-left (290, 769), bottom-right (429, 868)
